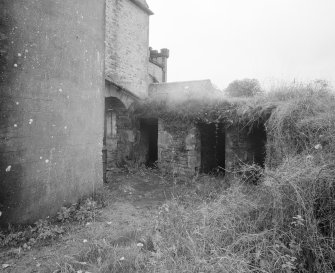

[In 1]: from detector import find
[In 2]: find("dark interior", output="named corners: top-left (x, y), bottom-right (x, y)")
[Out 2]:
top-left (140, 118), bottom-right (158, 167)
top-left (248, 123), bottom-right (267, 167)
top-left (199, 123), bottom-right (225, 174)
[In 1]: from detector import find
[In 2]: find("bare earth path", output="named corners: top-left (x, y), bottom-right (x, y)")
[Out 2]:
top-left (0, 170), bottom-right (175, 273)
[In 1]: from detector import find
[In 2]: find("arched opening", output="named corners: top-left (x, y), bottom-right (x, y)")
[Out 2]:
top-left (104, 97), bottom-right (126, 143)
top-left (103, 97), bottom-right (127, 182)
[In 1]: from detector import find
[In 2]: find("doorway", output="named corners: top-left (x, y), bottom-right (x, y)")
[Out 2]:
top-left (140, 118), bottom-right (158, 167)
top-left (247, 123), bottom-right (267, 167)
top-left (198, 123), bottom-right (225, 174)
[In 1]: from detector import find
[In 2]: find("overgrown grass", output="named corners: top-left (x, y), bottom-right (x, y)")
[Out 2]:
top-left (3, 83), bottom-right (335, 272)
top-left (54, 83), bottom-right (335, 272)
top-left (133, 83), bottom-right (335, 272)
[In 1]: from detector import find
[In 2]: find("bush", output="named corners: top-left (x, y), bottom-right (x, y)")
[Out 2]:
top-left (225, 78), bottom-right (263, 97)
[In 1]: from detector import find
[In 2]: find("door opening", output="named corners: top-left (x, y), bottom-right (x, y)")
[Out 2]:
top-left (140, 118), bottom-right (158, 167)
top-left (199, 123), bottom-right (225, 175)
top-left (247, 123), bottom-right (267, 167)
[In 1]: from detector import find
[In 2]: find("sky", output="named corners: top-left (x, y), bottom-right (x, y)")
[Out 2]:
top-left (147, 0), bottom-right (335, 89)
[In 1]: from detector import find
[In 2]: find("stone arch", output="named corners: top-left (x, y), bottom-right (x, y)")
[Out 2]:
top-left (105, 96), bottom-right (127, 111)
top-left (103, 95), bottom-right (139, 181)
top-left (105, 79), bottom-right (138, 109)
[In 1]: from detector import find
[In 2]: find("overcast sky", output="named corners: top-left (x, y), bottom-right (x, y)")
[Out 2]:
top-left (147, 0), bottom-right (335, 89)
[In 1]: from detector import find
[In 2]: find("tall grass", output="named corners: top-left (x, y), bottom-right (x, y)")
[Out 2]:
top-left (146, 84), bottom-right (335, 272)
top-left (54, 83), bottom-right (335, 272)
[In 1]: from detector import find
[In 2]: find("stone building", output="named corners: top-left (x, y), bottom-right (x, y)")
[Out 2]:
top-left (0, 0), bottom-right (267, 225)
top-left (103, 0), bottom-right (170, 177)
top-left (103, 0), bottom-right (268, 178)
top-left (0, 0), bottom-right (171, 224)
top-left (145, 81), bottom-right (267, 176)
top-left (156, 117), bottom-right (267, 176)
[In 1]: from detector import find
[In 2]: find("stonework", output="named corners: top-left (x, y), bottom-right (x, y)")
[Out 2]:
top-left (152, 119), bottom-right (266, 177)
top-left (103, 0), bottom-right (169, 178)
top-left (105, 0), bottom-right (150, 98)
top-left (157, 120), bottom-right (201, 175)
top-left (148, 62), bottom-right (164, 83)
top-left (149, 48), bottom-right (169, 83)
top-left (106, 108), bottom-right (136, 168)
top-left (225, 125), bottom-right (267, 171)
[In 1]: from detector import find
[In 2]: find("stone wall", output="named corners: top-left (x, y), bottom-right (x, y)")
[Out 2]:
top-left (149, 48), bottom-right (169, 83)
top-left (225, 124), bottom-right (267, 171)
top-left (0, 0), bottom-right (104, 225)
top-left (105, 0), bottom-right (150, 98)
top-left (156, 121), bottom-right (266, 177)
top-left (105, 108), bottom-right (138, 170)
top-left (157, 120), bottom-right (200, 175)
top-left (148, 61), bottom-right (164, 83)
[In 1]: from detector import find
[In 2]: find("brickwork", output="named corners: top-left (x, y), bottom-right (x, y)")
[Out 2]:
top-left (105, 0), bottom-right (150, 98)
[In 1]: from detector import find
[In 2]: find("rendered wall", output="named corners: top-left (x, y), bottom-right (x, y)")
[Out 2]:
top-left (106, 0), bottom-right (150, 98)
top-left (0, 0), bottom-right (104, 224)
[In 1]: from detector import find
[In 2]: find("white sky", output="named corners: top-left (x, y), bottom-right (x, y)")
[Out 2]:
top-left (147, 0), bottom-right (335, 89)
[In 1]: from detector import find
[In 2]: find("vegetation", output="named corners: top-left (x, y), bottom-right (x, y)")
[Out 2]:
top-left (225, 78), bottom-right (263, 97)
top-left (0, 195), bottom-right (104, 249)
top-left (2, 82), bottom-right (335, 272)
top-left (133, 82), bottom-right (335, 272)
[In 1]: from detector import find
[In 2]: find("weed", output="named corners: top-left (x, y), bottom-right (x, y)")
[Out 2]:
top-left (0, 196), bottom-right (103, 249)
top-left (0, 219), bottom-right (64, 249)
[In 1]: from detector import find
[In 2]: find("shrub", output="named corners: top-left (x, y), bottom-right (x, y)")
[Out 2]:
top-left (225, 78), bottom-right (263, 97)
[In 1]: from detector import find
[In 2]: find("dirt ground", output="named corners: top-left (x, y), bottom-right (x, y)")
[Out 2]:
top-left (0, 169), bottom-right (177, 273)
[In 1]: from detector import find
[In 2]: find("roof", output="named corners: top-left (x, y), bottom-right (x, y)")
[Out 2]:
top-left (105, 75), bottom-right (140, 101)
top-left (129, 0), bottom-right (153, 15)
top-left (149, 80), bottom-right (222, 102)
